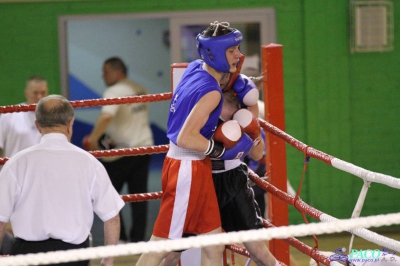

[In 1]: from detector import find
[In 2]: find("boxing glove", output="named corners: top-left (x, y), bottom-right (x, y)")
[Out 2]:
top-left (81, 133), bottom-right (115, 151)
top-left (232, 108), bottom-right (262, 146)
top-left (232, 74), bottom-right (259, 107)
top-left (98, 133), bottom-right (115, 150)
top-left (213, 120), bottom-right (243, 149)
top-left (82, 134), bottom-right (91, 151)
top-left (205, 133), bottom-right (253, 160)
top-left (219, 133), bottom-right (253, 160)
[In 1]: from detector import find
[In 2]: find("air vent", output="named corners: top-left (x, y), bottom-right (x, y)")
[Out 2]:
top-left (350, 0), bottom-right (394, 53)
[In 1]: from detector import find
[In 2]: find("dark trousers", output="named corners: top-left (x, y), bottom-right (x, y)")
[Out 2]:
top-left (0, 231), bottom-right (15, 255)
top-left (12, 238), bottom-right (89, 266)
top-left (102, 154), bottom-right (151, 242)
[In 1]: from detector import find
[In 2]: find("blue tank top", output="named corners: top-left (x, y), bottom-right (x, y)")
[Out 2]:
top-left (167, 60), bottom-right (223, 145)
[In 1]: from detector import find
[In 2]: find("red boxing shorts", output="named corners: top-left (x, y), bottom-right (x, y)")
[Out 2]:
top-left (153, 143), bottom-right (221, 239)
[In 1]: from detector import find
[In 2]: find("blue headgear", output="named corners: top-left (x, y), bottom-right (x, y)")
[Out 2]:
top-left (196, 23), bottom-right (243, 73)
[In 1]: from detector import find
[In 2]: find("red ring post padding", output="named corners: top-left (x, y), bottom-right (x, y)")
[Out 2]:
top-left (262, 44), bottom-right (290, 265)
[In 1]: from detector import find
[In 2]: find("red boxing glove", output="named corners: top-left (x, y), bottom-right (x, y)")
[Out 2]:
top-left (213, 120), bottom-right (243, 149)
top-left (232, 108), bottom-right (262, 146)
top-left (82, 134), bottom-right (91, 151)
top-left (82, 133), bottom-right (115, 151)
top-left (232, 74), bottom-right (259, 107)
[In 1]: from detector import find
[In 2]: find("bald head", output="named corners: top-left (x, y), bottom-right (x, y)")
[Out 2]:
top-left (35, 95), bottom-right (74, 129)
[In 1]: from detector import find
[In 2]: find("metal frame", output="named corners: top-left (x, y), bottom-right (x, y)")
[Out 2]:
top-left (58, 8), bottom-right (276, 97)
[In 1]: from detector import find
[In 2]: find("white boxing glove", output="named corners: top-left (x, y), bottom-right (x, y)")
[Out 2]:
top-left (213, 120), bottom-right (243, 149)
top-left (233, 108), bottom-right (262, 147)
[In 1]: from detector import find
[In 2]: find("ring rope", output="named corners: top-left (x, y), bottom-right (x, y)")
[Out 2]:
top-left (1, 212), bottom-right (399, 266)
top-left (225, 244), bottom-right (250, 260)
top-left (0, 145), bottom-right (170, 165)
top-left (107, 167), bottom-right (399, 266)
top-left (119, 189), bottom-right (329, 265)
top-left (120, 191), bottom-right (163, 203)
top-left (0, 93), bottom-right (173, 114)
top-left (263, 219), bottom-right (331, 266)
top-left (257, 117), bottom-right (400, 256)
top-left (89, 145), bottom-right (169, 158)
top-left (292, 152), bottom-right (320, 257)
top-left (1, 96), bottom-right (399, 265)
top-left (248, 169), bottom-right (400, 253)
top-left (258, 118), bottom-right (400, 188)
top-left (3, 97), bottom-right (398, 188)
top-left (319, 213), bottom-right (400, 252)
top-left (0, 93), bottom-right (172, 165)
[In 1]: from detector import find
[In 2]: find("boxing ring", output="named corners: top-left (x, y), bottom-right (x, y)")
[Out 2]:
top-left (1, 44), bottom-right (400, 265)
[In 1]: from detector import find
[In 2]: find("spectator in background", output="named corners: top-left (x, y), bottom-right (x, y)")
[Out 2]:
top-left (0, 95), bottom-right (124, 265)
top-left (87, 57), bottom-right (154, 243)
top-left (0, 75), bottom-right (48, 255)
top-left (0, 76), bottom-right (48, 159)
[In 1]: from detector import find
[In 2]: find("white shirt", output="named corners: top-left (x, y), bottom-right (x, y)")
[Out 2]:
top-left (0, 110), bottom-right (41, 158)
top-left (101, 78), bottom-right (154, 162)
top-left (0, 133), bottom-right (125, 244)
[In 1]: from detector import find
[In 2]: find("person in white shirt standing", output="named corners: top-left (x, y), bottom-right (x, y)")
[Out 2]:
top-left (0, 94), bottom-right (124, 266)
top-left (87, 57), bottom-right (154, 243)
top-left (0, 76), bottom-right (48, 159)
top-left (0, 76), bottom-right (48, 255)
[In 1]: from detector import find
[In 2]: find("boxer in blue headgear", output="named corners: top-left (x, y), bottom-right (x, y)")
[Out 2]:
top-left (197, 22), bottom-right (244, 93)
top-left (196, 22), bottom-right (243, 73)
top-left (136, 21), bottom-right (254, 266)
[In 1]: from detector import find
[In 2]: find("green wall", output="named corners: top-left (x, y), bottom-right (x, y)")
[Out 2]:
top-left (1, 0), bottom-right (399, 225)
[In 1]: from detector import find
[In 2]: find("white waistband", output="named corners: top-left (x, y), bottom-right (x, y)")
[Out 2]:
top-left (167, 141), bottom-right (206, 160)
top-left (211, 159), bottom-right (242, 173)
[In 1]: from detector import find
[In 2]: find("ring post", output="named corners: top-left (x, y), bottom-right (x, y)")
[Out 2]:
top-left (262, 43), bottom-right (290, 265)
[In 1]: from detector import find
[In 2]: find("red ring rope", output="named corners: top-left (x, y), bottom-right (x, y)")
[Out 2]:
top-left (0, 93), bottom-right (173, 114)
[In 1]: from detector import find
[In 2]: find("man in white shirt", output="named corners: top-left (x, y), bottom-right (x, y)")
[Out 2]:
top-left (88, 57), bottom-right (154, 243)
top-left (0, 76), bottom-right (48, 159)
top-left (0, 95), bottom-right (124, 266)
top-left (0, 76), bottom-right (48, 255)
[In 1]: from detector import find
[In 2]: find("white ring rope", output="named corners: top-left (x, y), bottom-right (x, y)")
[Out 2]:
top-left (260, 119), bottom-right (400, 188)
top-left (319, 213), bottom-right (400, 253)
top-left (1, 212), bottom-right (400, 266)
top-left (331, 158), bottom-right (400, 189)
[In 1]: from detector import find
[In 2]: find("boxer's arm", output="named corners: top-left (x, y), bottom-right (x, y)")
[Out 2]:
top-left (247, 103), bottom-right (259, 120)
top-left (177, 90), bottom-right (221, 152)
top-left (248, 134), bottom-right (264, 161)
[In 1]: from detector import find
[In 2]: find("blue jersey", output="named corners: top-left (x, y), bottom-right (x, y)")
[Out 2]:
top-left (167, 60), bottom-right (223, 145)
